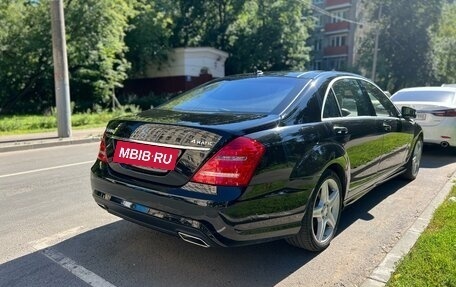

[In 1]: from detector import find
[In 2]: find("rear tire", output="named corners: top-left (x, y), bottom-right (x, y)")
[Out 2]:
top-left (402, 137), bottom-right (423, 180)
top-left (286, 170), bottom-right (343, 251)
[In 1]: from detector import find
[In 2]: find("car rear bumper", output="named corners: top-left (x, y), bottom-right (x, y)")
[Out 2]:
top-left (93, 189), bottom-right (224, 247)
top-left (420, 121), bottom-right (456, 146)
top-left (91, 164), bottom-right (304, 247)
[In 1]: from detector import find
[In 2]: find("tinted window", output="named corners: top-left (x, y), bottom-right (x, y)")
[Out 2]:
top-left (161, 77), bottom-right (308, 113)
top-left (323, 89), bottom-right (341, 118)
top-left (392, 90), bottom-right (456, 104)
top-left (361, 80), bottom-right (398, 117)
top-left (332, 79), bottom-right (374, 117)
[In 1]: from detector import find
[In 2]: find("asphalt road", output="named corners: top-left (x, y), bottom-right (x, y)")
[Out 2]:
top-left (0, 143), bottom-right (455, 287)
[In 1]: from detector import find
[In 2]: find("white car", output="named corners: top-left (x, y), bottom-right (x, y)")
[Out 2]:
top-left (391, 87), bottom-right (456, 148)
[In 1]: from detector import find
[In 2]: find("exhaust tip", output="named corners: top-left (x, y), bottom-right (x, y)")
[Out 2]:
top-left (440, 141), bottom-right (450, 148)
top-left (178, 232), bottom-right (210, 248)
top-left (97, 203), bottom-right (108, 210)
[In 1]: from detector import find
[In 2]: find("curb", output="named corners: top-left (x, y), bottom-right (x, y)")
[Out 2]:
top-left (0, 136), bottom-right (101, 153)
top-left (360, 171), bottom-right (456, 287)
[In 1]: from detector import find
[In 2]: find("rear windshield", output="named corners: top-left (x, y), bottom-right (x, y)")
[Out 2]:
top-left (160, 77), bottom-right (308, 113)
top-left (392, 90), bottom-right (455, 104)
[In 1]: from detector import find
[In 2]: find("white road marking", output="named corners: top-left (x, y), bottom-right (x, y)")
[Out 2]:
top-left (30, 226), bottom-right (117, 287)
top-left (42, 248), bottom-right (117, 287)
top-left (0, 160), bottom-right (94, 178)
top-left (30, 226), bottom-right (86, 250)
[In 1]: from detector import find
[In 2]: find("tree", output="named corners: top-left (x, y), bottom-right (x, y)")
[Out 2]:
top-left (125, 0), bottom-right (173, 76)
top-left (356, 0), bottom-right (443, 91)
top-left (64, 0), bottom-right (140, 110)
top-left (0, 1), bottom-right (53, 113)
top-left (0, 0), bottom-right (141, 114)
top-left (225, 0), bottom-right (313, 74)
top-left (142, 0), bottom-right (313, 75)
top-left (430, 1), bottom-right (456, 84)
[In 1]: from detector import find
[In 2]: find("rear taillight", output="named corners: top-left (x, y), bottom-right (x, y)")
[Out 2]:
top-left (191, 137), bottom-right (265, 187)
top-left (431, 109), bottom-right (456, 117)
top-left (97, 133), bottom-right (107, 162)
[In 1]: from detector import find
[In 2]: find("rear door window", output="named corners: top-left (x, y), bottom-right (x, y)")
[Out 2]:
top-left (322, 89), bottom-right (341, 118)
top-left (360, 80), bottom-right (399, 117)
top-left (331, 78), bottom-right (374, 117)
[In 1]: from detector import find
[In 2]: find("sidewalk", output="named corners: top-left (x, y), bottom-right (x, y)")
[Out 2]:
top-left (0, 127), bottom-right (105, 153)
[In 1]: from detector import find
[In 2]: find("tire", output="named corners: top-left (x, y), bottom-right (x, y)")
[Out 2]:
top-left (402, 137), bottom-right (423, 180)
top-left (286, 170), bottom-right (343, 251)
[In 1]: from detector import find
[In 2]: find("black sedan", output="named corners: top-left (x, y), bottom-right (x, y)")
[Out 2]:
top-left (91, 71), bottom-right (423, 251)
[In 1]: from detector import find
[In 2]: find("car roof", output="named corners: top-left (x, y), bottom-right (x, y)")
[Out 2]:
top-left (395, 86), bottom-right (456, 93)
top-left (223, 70), bottom-right (365, 80)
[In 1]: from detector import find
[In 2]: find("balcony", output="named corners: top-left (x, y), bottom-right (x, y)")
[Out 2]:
top-left (325, 21), bottom-right (350, 33)
top-left (325, 0), bottom-right (351, 9)
top-left (324, 45), bottom-right (348, 56)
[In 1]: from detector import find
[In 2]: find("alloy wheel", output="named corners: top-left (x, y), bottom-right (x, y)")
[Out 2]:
top-left (411, 140), bottom-right (423, 177)
top-left (312, 178), bottom-right (341, 244)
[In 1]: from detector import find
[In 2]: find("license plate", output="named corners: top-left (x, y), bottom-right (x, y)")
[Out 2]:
top-left (113, 141), bottom-right (179, 170)
top-left (415, 113), bottom-right (426, 120)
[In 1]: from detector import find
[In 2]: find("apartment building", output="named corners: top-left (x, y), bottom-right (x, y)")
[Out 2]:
top-left (309, 0), bottom-right (367, 71)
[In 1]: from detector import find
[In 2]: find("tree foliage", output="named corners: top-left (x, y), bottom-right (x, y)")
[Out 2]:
top-left (157, 0), bottom-right (313, 74)
top-left (0, 0), bottom-right (313, 114)
top-left (0, 0), bottom-right (139, 114)
top-left (430, 1), bottom-right (456, 84)
top-left (356, 0), bottom-right (443, 91)
top-left (125, 0), bottom-right (172, 76)
top-left (64, 0), bottom-right (140, 109)
top-left (0, 1), bottom-right (52, 113)
top-left (126, 0), bottom-right (313, 75)
top-left (225, 0), bottom-right (312, 74)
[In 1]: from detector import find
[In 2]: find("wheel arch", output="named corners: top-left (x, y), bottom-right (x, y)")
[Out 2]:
top-left (325, 163), bottom-right (348, 201)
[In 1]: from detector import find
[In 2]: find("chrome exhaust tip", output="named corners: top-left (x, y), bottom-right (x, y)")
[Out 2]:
top-left (97, 203), bottom-right (108, 210)
top-left (440, 141), bottom-right (449, 148)
top-left (178, 232), bottom-right (210, 248)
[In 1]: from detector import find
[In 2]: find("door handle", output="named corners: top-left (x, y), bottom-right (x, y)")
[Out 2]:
top-left (334, 126), bottom-right (348, 135)
top-left (382, 122), bottom-right (392, 132)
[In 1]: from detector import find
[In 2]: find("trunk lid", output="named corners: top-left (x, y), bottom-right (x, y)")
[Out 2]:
top-left (394, 101), bottom-right (456, 126)
top-left (103, 109), bottom-right (279, 187)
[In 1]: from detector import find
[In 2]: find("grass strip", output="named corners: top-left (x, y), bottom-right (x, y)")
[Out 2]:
top-left (387, 186), bottom-right (456, 287)
top-left (0, 112), bottom-right (120, 135)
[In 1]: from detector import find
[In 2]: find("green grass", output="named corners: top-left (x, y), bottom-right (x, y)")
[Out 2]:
top-left (0, 112), bottom-right (120, 135)
top-left (386, 186), bottom-right (456, 287)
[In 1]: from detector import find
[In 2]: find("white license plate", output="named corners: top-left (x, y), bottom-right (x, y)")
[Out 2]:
top-left (415, 113), bottom-right (426, 120)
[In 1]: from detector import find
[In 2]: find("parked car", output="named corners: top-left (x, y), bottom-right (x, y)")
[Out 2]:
top-left (391, 87), bottom-right (456, 148)
top-left (91, 71), bottom-right (423, 251)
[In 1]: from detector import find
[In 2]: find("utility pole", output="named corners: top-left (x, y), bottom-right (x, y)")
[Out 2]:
top-left (371, 5), bottom-right (382, 82)
top-left (50, 0), bottom-right (72, 138)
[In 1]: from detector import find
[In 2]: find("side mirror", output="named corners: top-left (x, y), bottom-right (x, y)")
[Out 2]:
top-left (401, 106), bottom-right (416, 118)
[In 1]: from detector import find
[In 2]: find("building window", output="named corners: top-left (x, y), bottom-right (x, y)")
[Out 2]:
top-left (330, 35), bottom-right (347, 47)
top-left (314, 60), bottom-right (322, 70)
top-left (314, 15), bottom-right (324, 27)
top-left (327, 58), bottom-right (347, 70)
top-left (314, 39), bottom-right (322, 51)
top-left (330, 9), bottom-right (349, 23)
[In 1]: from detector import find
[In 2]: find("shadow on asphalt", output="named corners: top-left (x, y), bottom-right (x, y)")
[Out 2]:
top-left (421, 145), bottom-right (456, 168)
top-left (340, 146), bottom-right (455, 230)
top-left (1, 147), bottom-right (454, 287)
top-left (0, 221), bottom-right (317, 287)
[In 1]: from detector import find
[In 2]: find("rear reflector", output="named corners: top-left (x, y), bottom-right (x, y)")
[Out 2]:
top-left (97, 133), bottom-right (108, 162)
top-left (431, 109), bottom-right (456, 117)
top-left (191, 137), bottom-right (265, 187)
